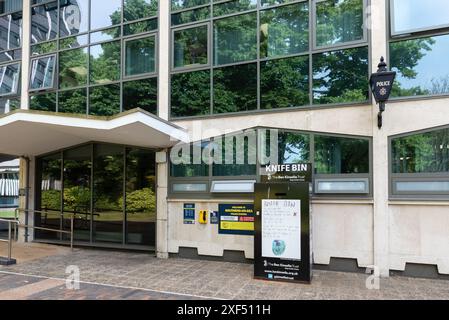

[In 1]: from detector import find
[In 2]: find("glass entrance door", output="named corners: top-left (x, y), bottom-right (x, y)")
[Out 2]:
top-left (35, 143), bottom-right (156, 249)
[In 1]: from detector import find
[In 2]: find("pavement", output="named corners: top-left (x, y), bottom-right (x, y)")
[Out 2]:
top-left (1, 243), bottom-right (449, 300)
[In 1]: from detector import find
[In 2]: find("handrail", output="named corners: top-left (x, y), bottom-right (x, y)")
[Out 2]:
top-left (0, 209), bottom-right (75, 265)
top-left (0, 218), bottom-right (19, 263)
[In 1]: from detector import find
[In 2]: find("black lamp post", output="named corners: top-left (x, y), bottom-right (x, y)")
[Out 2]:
top-left (369, 57), bottom-right (396, 129)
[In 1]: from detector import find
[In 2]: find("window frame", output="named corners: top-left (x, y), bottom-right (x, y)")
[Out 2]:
top-left (0, 62), bottom-right (21, 97)
top-left (171, 22), bottom-right (210, 72)
top-left (29, 53), bottom-right (57, 92)
top-left (312, 0), bottom-right (368, 50)
top-left (389, 125), bottom-right (449, 200)
top-left (29, 0), bottom-right (160, 116)
top-left (123, 33), bottom-right (158, 79)
top-left (168, 126), bottom-right (373, 199)
top-left (389, 0), bottom-right (449, 37)
top-left (169, 0), bottom-right (371, 120)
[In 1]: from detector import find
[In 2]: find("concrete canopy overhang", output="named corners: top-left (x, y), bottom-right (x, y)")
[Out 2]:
top-left (0, 109), bottom-right (190, 157)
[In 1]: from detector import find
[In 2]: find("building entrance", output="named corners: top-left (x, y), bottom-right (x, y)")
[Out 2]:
top-left (35, 143), bottom-right (156, 249)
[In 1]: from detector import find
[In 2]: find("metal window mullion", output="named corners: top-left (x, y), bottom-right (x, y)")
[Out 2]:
top-left (256, 3), bottom-right (260, 110)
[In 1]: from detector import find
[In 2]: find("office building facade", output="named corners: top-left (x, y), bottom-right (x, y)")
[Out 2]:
top-left (0, 0), bottom-right (449, 277)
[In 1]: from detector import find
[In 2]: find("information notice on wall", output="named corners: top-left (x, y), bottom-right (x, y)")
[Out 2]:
top-left (183, 203), bottom-right (195, 224)
top-left (218, 204), bottom-right (254, 235)
top-left (261, 200), bottom-right (301, 261)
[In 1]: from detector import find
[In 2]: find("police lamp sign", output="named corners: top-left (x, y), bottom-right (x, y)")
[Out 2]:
top-left (370, 71), bottom-right (396, 103)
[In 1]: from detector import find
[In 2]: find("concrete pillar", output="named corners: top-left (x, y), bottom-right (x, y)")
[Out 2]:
top-left (370, 0), bottom-right (390, 277)
top-left (156, 150), bottom-right (169, 258)
top-left (18, 156), bottom-right (35, 243)
top-left (157, 0), bottom-right (170, 121)
top-left (20, 0), bottom-right (31, 110)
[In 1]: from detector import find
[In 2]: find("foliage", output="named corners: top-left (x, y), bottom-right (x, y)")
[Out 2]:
top-left (120, 188), bottom-right (156, 213)
top-left (41, 190), bottom-right (61, 210)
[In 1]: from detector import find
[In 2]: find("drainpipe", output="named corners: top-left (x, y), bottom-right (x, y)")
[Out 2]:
top-left (20, 156), bottom-right (30, 243)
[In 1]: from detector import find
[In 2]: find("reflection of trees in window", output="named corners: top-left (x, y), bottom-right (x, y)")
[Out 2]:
top-left (174, 26), bottom-right (208, 69)
top-left (171, 70), bottom-right (210, 117)
top-left (277, 132), bottom-right (310, 165)
top-left (90, 41), bottom-right (121, 84)
top-left (0, 97), bottom-right (20, 114)
top-left (213, 63), bottom-right (257, 113)
top-left (390, 35), bottom-right (449, 97)
top-left (313, 47), bottom-right (369, 104)
top-left (125, 36), bottom-right (155, 76)
top-left (124, 0), bottom-right (158, 22)
top-left (392, 128), bottom-right (449, 174)
top-left (123, 78), bottom-right (157, 114)
top-left (213, 13), bottom-right (257, 65)
top-left (171, 0), bottom-right (209, 11)
top-left (315, 0), bottom-right (364, 47)
top-left (213, 0), bottom-right (257, 17)
top-left (261, 56), bottom-right (309, 109)
top-left (260, 2), bottom-right (309, 58)
top-left (314, 135), bottom-right (369, 174)
top-left (58, 88), bottom-right (86, 114)
top-left (89, 84), bottom-right (120, 116)
top-left (30, 92), bottom-right (56, 111)
top-left (59, 47), bottom-right (88, 89)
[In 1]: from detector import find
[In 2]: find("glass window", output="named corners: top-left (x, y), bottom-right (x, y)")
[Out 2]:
top-left (213, 0), bottom-right (257, 17)
top-left (213, 13), bottom-right (257, 65)
top-left (0, 63), bottom-right (20, 96)
top-left (390, 34), bottom-right (449, 98)
top-left (391, 0), bottom-right (449, 35)
top-left (314, 135), bottom-right (369, 174)
top-left (59, 47), bottom-right (88, 89)
top-left (30, 92), bottom-right (56, 111)
top-left (31, 2), bottom-right (58, 44)
top-left (124, 18), bottom-right (158, 35)
top-left (315, 0), bottom-right (364, 47)
top-left (90, 27), bottom-right (120, 43)
top-left (0, 13), bottom-right (22, 51)
top-left (58, 88), bottom-right (87, 114)
top-left (213, 131), bottom-right (257, 176)
top-left (90, 0), bottom-right (121, 30)
top-left (260, 56), bottom-right (309, 109)
top-left (171, 7), bottom-right (210, 26)
top-left (89, 84), bottom-right (120, 116)
top-left (170, 141), bottom-right (210, 177)
top-left (313, 46), bottom-right (368, 104)
top-left (125, 148), bottom-right (156, 246)
top-left (63, 145), bottom-right (92, 241)
top-left (93, 144), bottom-right (124, 244)
top-left (213, 63), bottom-right (257, 114)
top-left (125, 36), bottom-right (156, 77)
top-left (171, 70), bottom-right (210, 117)
top-left (35, 152), bottom-right (62, 240)
top-left (123, 78), bottom-right (157, 114)
top-left (1, 0), bottom-right (23, 14)
top-left (271, 131), bottom-right (310, 165)
top-left (30, 55), bottom-right (56, 90)
top-left (0, 97), bottom-right (20, 113)
top-left (173, 25), bottom-right (208, 69)
top-left (59, 0), bottom-right (89, 37)
top-left (260, 2), bottom-right (309, 59)
top-left (392, 128), bottom-right (449, 174)
top-left (171, 0), bottom-right (209, 11)
top-left (124, 0), bottom-right (158, 22)
top-left (90, 41), bottom-right (121, 84)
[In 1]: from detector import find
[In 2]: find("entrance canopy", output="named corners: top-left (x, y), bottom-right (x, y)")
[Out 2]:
top-left (0, 109), bottom-right (190, 157)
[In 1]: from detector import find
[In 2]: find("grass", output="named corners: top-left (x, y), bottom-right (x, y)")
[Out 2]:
top-left (0, 211), bottom-right (16, 219)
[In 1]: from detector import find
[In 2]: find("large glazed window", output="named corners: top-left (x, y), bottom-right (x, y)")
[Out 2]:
top-left (169, 128), bottom-right (371, 197)
top-left (35, 143), bottom-right (157, 247)
top-left (170, 0), bottom-right (369, 118)
top-left (0, 3), bottom-right (22, 113)
top-left (391, 127), bottom-right (449, 199)
top-left (315, 0), bottom-right (364, 47)
top-left (390, 34), bottom-right (449, 98)
top-left (390, 0), bottom-right (449, 36)
top-left (388, 0), bottom-right (449, 99)
top-left (29, 0), bottom-right (158, 115)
